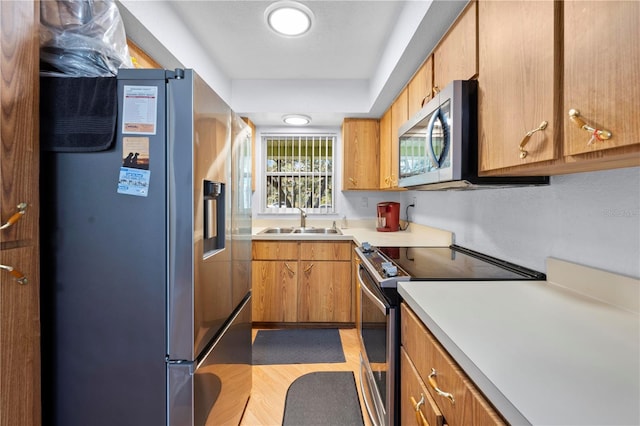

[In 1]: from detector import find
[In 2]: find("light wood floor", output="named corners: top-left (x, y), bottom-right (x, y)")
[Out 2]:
top-left (240, 328), bottom-right (372, 426)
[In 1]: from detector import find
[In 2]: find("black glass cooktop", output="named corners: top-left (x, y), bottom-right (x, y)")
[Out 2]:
top-left (363, 245), bottom-right (545, 282)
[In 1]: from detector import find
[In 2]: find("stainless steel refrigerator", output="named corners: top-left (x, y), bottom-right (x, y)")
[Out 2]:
top-left (40, 68), bottom-right (252, 425)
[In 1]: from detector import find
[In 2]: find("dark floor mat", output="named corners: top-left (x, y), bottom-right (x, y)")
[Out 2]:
top-left (282, 371), bottom-right (364, 426)
top-left (252, 328), bottom-right (345, 365)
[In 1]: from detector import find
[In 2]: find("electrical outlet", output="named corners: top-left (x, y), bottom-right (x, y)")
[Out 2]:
top-left (411, 197), bottom-right (417, 207)
top-left (360, 196), bottom-right (368, 208)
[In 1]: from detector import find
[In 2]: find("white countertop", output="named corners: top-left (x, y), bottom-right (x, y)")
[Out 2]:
top-left (398, 270), bottom-right (640, 425)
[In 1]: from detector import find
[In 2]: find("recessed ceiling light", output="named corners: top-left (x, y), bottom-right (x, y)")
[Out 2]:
top-left (265, 1), bottom-right (314, 37)
top-left (283, 114), bottom-right (311, 125)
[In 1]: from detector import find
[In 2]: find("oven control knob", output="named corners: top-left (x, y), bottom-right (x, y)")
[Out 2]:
top-left (381, 261), bottom-right (398, 277)
top-left (361, 242), bottom-right (372, 253)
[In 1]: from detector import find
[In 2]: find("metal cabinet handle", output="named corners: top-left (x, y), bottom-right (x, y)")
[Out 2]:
top-left (410, 394), bottom-right (429, 426)
top-left (568, 109), bottom-right (612, 145)
top-left (0, 264), bottom-right (28, 285)
top-left (348, 177), bottom-right (358, 186)
top-left (0, 202), bottom-right (27, 230)
top-left (283, 262), bottom-right (295, 276)
top-left (391, 174), bottom-right (397, 186)
top-left (428, 368), bottom-right (455, 405)
top-left (519, 121), bottom-right (548, 159)
top-left (303, 263), bottom-right (314, 274)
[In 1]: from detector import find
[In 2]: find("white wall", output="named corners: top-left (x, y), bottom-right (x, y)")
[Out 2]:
top-left (395, 167), bottom-right (640, 278)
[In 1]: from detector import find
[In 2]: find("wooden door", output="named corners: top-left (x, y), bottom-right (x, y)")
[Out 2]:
top-left (251, 260), bottom-right (298, 322)
top-left (342, 118), bottom-right (380, 190)
top-left (563, 1), bottom-right (640, 158)
top-left (433, 1), bottom-right (477, 91)
top-left (408, 56), bottom-right (433, 119)
top-left (390, 89), bottom-right (408, 187)
top-left (298, 261), bottom-right (351, 322)
top-left (379, 108), bottom-right (393, 189)
top-left (478, 0), bottom-right (561, 172)
top-left (0, 1), bottom-right (41, 425)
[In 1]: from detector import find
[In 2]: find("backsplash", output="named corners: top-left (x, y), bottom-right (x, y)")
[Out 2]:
top-left (395, 166), bottom-right (640, 278)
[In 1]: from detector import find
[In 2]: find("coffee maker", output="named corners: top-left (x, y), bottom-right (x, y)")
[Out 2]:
top-left (376, 202), bottom-right (400, 232)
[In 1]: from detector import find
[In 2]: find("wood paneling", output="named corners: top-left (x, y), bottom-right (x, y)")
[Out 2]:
top-left (0, 1), bottom-right (41, 425)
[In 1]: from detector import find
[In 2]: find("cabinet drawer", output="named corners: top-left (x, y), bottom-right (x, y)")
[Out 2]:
top-left (401, 347), bottom-right (445, 426)
top-left (300, 241), bottom-right (351, 261)
top-left (252, 241), bottom-right (298, 260)
top-left (401, 303), bottom-right (504, 425)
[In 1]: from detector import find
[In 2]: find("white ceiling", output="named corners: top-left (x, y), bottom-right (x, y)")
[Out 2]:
top-left (118, 0), bottom-right (468, 127)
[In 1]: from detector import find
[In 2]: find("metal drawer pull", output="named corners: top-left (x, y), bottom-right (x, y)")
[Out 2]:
top-left (0, 202), bottom-right (28, 230)
top-left (348, 177), bottom-right (358, 186)
top-left (568, 109), bottom-right (612, 145)
top-left (428, 368), bottom-right (455, 405)
top-left (284, 262), bottom-right (295, 276)
top-left (303, 263), bottom-right (314, 273)
top-left (0, 264), bottom-right (28, 285)
top-left (410, 394), bottom-right (429, 426)
top-left (519, 121), bottom-right (548, 159)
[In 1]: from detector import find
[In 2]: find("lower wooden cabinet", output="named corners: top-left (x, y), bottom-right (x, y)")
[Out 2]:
top-left (252, 240), bottom-right (352, 323)
top-left (401, 303), bottom-right (504, 425)
top-left (401, 347), bottom-right (444, 426)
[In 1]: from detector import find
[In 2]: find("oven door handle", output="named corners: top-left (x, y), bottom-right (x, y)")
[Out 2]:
top-left (358, 265), bottom-right (389, 314)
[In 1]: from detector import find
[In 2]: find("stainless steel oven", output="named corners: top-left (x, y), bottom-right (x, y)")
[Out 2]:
top-left (356, 262), bottom-right (398, 426)
top-left (355, 243), bottom-right (545, 426)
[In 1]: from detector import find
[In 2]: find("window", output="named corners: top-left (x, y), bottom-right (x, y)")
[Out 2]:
top-left (263, 134), bottom-right (334, 213)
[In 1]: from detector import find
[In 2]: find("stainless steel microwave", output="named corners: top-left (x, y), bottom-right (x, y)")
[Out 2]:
top-left (398, 80), bottom-right (548, 189)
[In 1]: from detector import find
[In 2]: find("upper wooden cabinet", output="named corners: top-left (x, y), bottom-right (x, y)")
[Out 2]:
top-left (477, 0), bottom-right (560, 172)
top-left (563, 1), bottom-right (640, 162)
top-left (407, 56), bottom-right (434, 119)
top-left (478, 0), bottom-right (640, 175)
top-left (433, 1), bottom-right (478, 92)
top-left (379, 108), bottom-right (393, 189)
top-left (342, 118), bottom-right (380, 190)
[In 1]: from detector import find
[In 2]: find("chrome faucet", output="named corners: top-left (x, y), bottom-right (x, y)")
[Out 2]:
top-left (296, 207), bottom-right (307, 228)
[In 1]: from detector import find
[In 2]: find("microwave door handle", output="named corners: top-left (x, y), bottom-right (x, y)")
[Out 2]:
top-left (426, 107), bottom-right (449, 169)
top-left (357, 266), bottom-right (389, 314)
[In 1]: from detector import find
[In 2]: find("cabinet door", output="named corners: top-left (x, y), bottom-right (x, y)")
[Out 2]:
top-left (300, 241), bottom-right (351, 261)
top-left (478, 0), bottom-right (560, 172)
top-left (379, 108), bottom-right (393, 189)
top-left (433, 1), bottom-right (477, 91)
top-left (298, 261), bottom-right (351, 322)
top-left (252, 240), bottom-right (298, 260)
top-left (251, 260), bottom-right (297, 322)
top-left (408, 56), bottom-right (434, 119)
top-left (564, 1), bottom-right (640, 157)
top-left (390, 89), bottom-right (408, 187)
top-left (342, 119), bottom-right (380, 190)
top-left (401, 348), bottom-right (445, 426)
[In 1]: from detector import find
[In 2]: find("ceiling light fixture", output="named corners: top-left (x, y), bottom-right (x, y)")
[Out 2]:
top-left (265, 1), bottom-right (314, 37)
top-left (283, 114), bottom-right (311, 125)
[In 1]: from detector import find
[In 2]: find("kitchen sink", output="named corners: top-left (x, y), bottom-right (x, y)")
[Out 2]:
top-left (259, 227), bottom-right (295, 234)
top-left (293, 227), bottom-right (342, 234)
top-left (258, 227), bottom-right (342, 235)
